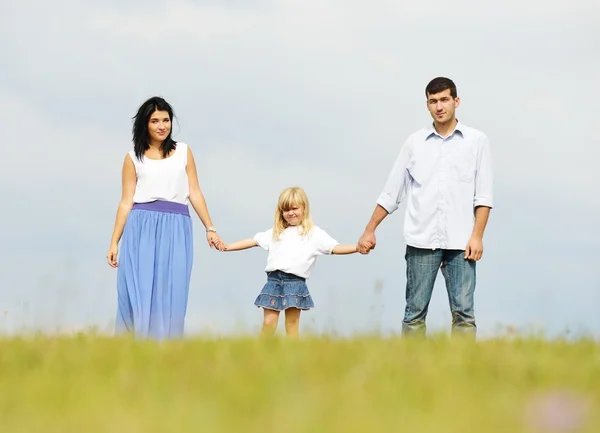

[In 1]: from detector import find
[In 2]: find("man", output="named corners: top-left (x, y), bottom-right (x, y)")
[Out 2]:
top-left (358, 77), bottom-right (493, 337)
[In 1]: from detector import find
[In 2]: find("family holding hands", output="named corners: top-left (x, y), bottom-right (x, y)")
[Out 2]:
top-left (107, 77), bottom-right (493, 341)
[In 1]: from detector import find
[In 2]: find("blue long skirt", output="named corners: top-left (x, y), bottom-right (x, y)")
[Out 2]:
top-left (116, 200), bottom-right (193, 340)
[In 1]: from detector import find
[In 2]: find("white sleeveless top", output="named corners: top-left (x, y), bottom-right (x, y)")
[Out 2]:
top-left (128, 142), bottom-right (190, 205)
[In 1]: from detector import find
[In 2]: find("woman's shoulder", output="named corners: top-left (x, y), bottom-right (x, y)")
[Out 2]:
top-left (125, 150), bottom-right (138, 165)
top-left (175, 142), bottom-right (190, 163)
top-left (174, 141), bottom-right (188, 155)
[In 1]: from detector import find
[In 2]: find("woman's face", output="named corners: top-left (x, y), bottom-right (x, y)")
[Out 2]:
top-left (148, 110), bottom-right (171, 143)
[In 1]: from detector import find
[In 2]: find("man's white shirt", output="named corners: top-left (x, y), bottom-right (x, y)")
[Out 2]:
top-left (377, 121), bottom-right (493, 250)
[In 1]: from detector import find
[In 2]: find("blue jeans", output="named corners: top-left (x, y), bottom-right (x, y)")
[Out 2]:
top-left (402, 245), bottom-right (476, 336)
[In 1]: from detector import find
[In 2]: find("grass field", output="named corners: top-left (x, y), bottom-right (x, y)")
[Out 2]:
top-left (0, 333), bottom-right (598, 433)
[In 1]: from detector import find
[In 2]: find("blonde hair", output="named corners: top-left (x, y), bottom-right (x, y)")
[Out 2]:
top-left (273, 186), bottom-right (314, 240)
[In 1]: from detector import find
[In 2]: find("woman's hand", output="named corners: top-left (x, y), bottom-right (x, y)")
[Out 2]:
top-left (106, 243), bottom-right (119, 267)
top-left (207, 231), bottom-right (226, 251)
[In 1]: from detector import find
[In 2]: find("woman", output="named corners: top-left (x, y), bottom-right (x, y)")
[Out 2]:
top-left (106, 96), bottom-right (224, 340)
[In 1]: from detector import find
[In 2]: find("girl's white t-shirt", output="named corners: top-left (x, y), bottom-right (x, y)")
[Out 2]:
top-left (128, 142), bottom-right (190, 205)
top-left (253, 225), bottom-right (339, 279)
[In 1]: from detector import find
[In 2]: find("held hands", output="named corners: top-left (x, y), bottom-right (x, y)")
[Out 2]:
top-left (357, 230), bottom-right (376, 255)
top-left (464, 235), bottom-right (483, 261)
top-left (207, 231), bottom-right (226, 252)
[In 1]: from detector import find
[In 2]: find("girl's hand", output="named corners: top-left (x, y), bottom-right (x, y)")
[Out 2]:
top-left (207, 231), bottom-right (226, 251)
top-left (106, 243), bottom-right (119, 268)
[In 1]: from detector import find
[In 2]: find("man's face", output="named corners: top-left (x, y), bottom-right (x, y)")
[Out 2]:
top-left (426, 89), bottom-right (460, 125)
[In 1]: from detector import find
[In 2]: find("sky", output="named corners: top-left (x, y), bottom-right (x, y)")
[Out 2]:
top-left (0, 0), bottom-right (598, 339)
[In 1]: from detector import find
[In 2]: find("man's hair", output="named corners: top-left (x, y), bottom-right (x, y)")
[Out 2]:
top-left (425, 77), bottom-right (457, 98)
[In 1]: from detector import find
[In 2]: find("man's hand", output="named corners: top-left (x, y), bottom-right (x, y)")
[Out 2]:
top-left (357, 230), bottom-right (376, 255)
top-left (464, 235), bottom-right (483, 261)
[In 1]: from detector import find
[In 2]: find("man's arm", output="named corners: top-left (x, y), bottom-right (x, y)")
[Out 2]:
top-left (472, 206), bottom-right (491, 239)
top-left (358, 139), bottom-right (412, 254)
top-left (465, 135), bottom-right (494, 261)
top-left (357, 205), bottom-right (389, 254)
top-left (465, 206), bottom-right (491, 261)
top-left (365, 205), bottom-right (390, 233)
top-left (473, 134), bottom-right (493, 210)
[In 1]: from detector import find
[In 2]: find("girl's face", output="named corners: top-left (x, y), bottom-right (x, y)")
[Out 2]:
top-left (282, 205), bottom-right (304, 226)
top-left (148, 110), bottom-right (171, 144)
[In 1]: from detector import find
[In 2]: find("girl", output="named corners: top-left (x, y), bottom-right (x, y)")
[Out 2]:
top-left (223, 186), bottom-right (363, 338)
top-left (106, 96), bottom-right (224, 340)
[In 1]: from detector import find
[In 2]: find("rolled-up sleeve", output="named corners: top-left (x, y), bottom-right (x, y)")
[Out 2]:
top-left (376, 139), bottom-right (412, 214)
top-left (474, 135), bottom-right (494, 208)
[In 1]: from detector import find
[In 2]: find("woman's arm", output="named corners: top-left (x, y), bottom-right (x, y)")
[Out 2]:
top-left (107, 154), bottom-right (137, 267)
top-left (224, 239), bottom-right (258, 252)
top-left (331, 244), bottom-right (361, 255)
top-left (186, 145), bottom-right (224, 250)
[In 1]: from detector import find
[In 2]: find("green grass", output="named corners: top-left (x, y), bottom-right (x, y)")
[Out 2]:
top-left (0, 334), bottom-right (598, 432)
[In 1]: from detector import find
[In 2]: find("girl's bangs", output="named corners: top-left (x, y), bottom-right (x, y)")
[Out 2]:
top-left (279, 192), bottom-right (304, 211)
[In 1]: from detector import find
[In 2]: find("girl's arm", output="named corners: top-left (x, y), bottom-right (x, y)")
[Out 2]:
top-left (186, 146), bottom-right (224, 251)
top-left (224, 238), bottom-right (258, 252)
top-left (331, 244), bottom-right (361, 255)
top-left (106, 155), bottom-right (137, 267)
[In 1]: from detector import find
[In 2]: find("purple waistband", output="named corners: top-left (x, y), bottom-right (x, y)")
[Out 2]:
top-left (132, 201), bottom-right (190, 216)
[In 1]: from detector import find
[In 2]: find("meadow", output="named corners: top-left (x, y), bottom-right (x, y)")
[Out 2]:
top-left (0, 333), bottom-right (598, 433)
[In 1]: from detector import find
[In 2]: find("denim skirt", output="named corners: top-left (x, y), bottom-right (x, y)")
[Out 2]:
top-left (254, 270), bottom-right (314, 311)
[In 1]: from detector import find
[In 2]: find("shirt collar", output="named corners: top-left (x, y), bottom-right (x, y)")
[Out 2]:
top-left (426, 119), bottom-right (464, 140)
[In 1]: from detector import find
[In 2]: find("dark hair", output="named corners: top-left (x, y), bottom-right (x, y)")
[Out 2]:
top-left (132, 96), bottom-right (177, 161)
top-left (425, 77), bottom-right (457, 98)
